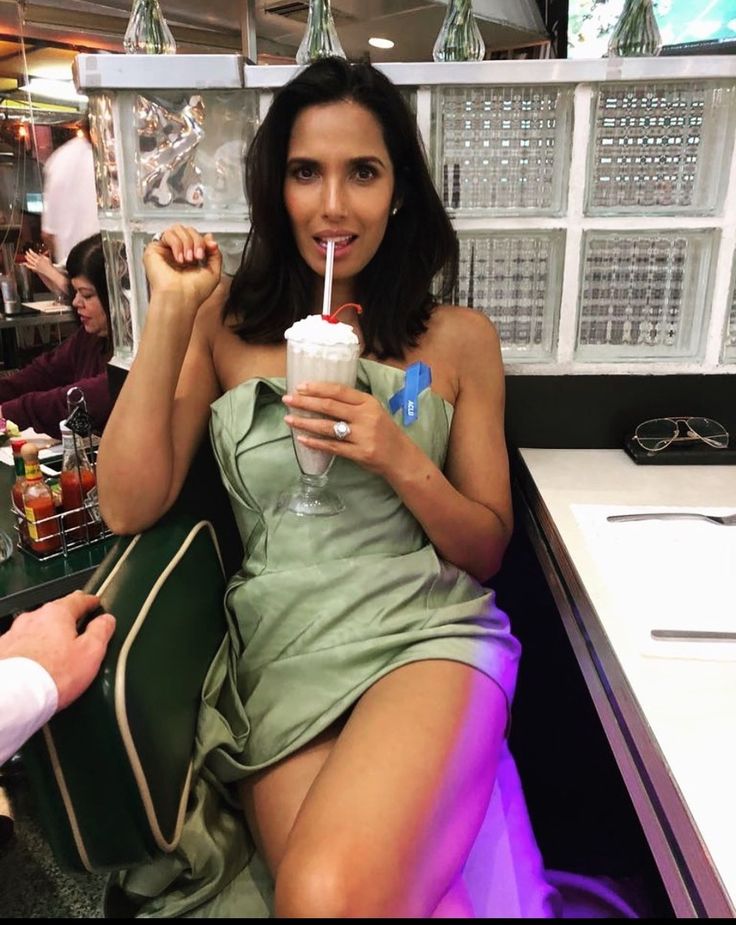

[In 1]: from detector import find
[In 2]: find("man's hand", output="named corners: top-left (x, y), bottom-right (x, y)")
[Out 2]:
top-left (0, 591), bottom-right (115, 710)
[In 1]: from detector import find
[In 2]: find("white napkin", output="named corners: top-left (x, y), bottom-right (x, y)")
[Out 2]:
top-left (0, 428), bottom-right (62, 466)
top-left (21, 300), bottom-right (69, 314)
top-left (570, 504), bottom-right (736, 662)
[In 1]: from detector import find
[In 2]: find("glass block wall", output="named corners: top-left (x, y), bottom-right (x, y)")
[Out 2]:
top-left (725, 257), bottom-right (736, 363)
top-left (585, 82), bottom-right (733, 215)
top-left (77, 56), bottom-right (736, 375)
top-left (576, 230), bottom-right (716, 360)
top-left (433, 85), bottom-right (572, 215)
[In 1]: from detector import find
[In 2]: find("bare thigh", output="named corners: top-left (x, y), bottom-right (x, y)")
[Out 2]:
top-left (270, 659), bottom-right (507, 916)
top-left (239, 716), bottom-right (346, 875)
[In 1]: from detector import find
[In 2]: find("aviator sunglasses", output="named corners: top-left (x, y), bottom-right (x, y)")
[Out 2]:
top-left (632, 416), bottom-right (730, 453)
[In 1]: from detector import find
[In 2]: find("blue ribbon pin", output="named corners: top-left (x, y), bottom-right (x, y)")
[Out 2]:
top-left (388, 361), bottom-right (432, 427)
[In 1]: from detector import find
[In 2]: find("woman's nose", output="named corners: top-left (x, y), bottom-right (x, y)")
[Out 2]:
top-left (321, 178), bottom-right (347, 219)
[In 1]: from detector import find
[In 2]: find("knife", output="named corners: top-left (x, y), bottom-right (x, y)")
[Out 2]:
top-left (651, 629), bottom-right (736, 641)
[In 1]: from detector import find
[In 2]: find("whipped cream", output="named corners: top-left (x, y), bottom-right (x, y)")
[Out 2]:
top-left (284, 314), bottom-right (359, 347)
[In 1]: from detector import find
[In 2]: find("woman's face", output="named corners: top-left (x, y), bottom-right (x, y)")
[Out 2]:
top-left (283, 99), bottom-right (395, 308)
top-left (71, 274), bottom-right (108, 338)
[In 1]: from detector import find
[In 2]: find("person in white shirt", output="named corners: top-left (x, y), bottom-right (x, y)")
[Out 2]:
top-left (41, 125), bottom-right (100, 266)
top-left (0, 591), bottom-right (115, 765)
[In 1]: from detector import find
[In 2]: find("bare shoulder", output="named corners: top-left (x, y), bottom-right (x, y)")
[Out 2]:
top-left (430, 304), bottom-right (502, 363)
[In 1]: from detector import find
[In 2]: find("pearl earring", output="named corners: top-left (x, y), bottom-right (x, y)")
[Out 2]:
top-left (391, 205), bottom-right (399, 216)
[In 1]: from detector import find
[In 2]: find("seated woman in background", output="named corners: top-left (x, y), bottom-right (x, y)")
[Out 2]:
top-left (0, 234), bottom-right (113, 439)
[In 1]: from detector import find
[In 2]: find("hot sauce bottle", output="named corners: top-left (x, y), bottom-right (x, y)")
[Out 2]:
top-left (10, 436), bottom-right (28, 543)
top-left (20, 442), bottom-right (61, 555)
top-left (10, 437), bottom-right (26, 503)
top-left (59, 419), bottom-right (99, 543)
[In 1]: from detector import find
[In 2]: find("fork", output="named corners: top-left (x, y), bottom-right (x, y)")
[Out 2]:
top-left (607, 512), bottom-right (736, 526)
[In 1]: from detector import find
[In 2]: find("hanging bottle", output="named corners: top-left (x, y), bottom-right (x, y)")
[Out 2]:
top-left (123, 0), bottom-right (177, 55)
top-left (432, 0), bottom-right (485, 63)
top-left (296, 0), bottom-right (346, 65)
top-left (59, 419), bottom-right (99, 544)
top-left (607, 0), bottom-right (661, 57)
top-left (21, 443), bottom-right (61, 556)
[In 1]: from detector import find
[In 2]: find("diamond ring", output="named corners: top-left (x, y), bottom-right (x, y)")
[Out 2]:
top-left (333, 421), bottom-right (351, 441)
top-left (151, 231), bottom-right (165, 243)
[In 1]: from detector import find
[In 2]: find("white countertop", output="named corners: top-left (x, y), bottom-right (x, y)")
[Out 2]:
top-left (519, 448), bottom-right (736, 915)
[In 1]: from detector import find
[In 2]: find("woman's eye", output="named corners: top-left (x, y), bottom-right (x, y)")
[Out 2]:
top-left (354, 164), bottom-right (376, 181)
top-left (292, 165), bottom-right (316, 181)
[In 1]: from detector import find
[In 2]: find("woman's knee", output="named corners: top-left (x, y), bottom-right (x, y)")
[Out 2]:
top-left (274, 847), bottom-right (355, 918)
top-left (274, 845), bottom-right (404, 918)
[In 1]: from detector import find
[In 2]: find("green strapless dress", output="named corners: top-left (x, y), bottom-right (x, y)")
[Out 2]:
top-left (105, 358), bottom-right (520, 919)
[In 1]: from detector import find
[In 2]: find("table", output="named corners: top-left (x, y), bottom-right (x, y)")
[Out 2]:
top-left (0, 459), bottom-right (114, 620)
top-left (515, 448), bottom-right (736, 918)
top-left (0, 303), bottom-right (77, 369)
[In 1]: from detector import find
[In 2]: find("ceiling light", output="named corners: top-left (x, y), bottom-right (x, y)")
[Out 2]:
top-left (1, 98), bottom-right (79, 116)
top-left (368, 37), bottom-right (395, 49)
top-left (17, 78), bottom-right (88, 106)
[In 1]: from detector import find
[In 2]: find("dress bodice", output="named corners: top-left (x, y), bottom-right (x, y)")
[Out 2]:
top-left (209, 358), bottom-right (454, 577)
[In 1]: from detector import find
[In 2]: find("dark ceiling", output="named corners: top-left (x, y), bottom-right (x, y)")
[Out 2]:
top-left (0, 1), bottom-right (554, 63)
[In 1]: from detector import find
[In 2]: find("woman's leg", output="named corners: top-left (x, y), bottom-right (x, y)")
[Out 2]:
top-left (432, 876), bottom-right (475, 918)
top-left (271, 658), bottom-right (507, 917)
top-left (239, 718), bottom-right (346, 875)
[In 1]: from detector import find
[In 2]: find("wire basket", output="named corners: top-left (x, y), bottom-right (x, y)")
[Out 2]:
top-left (11, 388), bottom-right (112, 561)
top-left (12, 492), bottom-right (112, 561)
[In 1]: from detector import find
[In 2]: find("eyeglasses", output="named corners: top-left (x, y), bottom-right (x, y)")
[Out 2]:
top-left (632, 416), bottom-right (729, 453)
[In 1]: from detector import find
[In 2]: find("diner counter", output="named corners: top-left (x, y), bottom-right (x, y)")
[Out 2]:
top-left (515, 448), bottom-right (736, 918)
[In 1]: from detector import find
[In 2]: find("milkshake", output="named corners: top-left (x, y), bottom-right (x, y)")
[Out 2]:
top-left (284, 314), bottom-right (360, 477)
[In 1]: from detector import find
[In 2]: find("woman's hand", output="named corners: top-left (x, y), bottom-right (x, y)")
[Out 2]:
top-left (23, 249), bottom-right (54, 277)
top-left (283, 382), bottom-right (415, 478)
top-left (24, 249), bottom-right (69, 300)
top-left (144, 224), bottom-right (222, 311)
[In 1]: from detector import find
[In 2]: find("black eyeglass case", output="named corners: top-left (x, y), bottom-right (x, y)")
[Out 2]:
top-left (624, 434), bottom-right (736, 465)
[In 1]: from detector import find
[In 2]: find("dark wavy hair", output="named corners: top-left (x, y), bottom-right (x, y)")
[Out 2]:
top-left (224, 57), bottom-right (458, 359)
top-left (65, 233), bottom-right (112, 356)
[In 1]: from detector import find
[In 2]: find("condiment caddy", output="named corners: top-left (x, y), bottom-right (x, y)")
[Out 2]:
top-left (9, 390), bottom-right (111, 560)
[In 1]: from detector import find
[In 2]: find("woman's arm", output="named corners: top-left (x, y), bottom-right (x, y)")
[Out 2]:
top-left (96, 227), bottom-right (224, 535)
top-left (0, 372), bottom-right (111, 440)
top-left (0, 335), bottom-right (74, 404)
top-left (24, 251), bottom-right (69, 300)
top-left (410, 310), bottom-right (512, 580)
top-left (382, 310), bottom-right (512, 581)
top-left (286, 310), bottom-right (512, 582)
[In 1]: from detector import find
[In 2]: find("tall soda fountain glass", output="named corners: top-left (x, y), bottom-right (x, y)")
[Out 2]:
top-left (280, 241), bottom-right (360, 516)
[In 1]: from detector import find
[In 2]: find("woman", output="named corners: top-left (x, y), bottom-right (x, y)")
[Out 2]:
top-left (98, 58), bottom-right (518, 918)
top-left (0, 234), bottom-right (113, 438)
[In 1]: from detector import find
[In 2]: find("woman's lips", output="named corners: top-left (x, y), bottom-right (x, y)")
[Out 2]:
top-left (315, 235), bottom-right (356, 258)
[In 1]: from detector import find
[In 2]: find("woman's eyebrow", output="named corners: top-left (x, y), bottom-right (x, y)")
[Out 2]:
top-left (286, 156), bottom-right (317, 167)
top-left (286, 155), bottom-right (386, 168)
top-left (348, 155), bottom-right (386, 168)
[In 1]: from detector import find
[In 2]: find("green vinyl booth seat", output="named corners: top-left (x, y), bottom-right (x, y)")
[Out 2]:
top-left (20, 511), bottom-right (229, 873)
